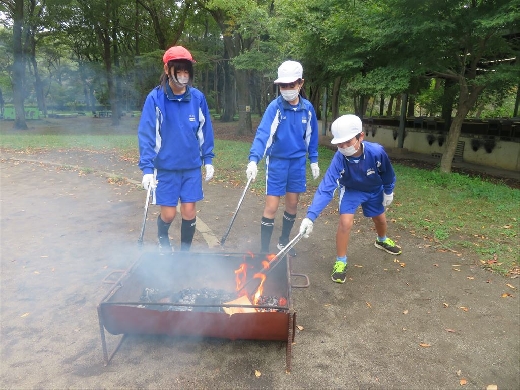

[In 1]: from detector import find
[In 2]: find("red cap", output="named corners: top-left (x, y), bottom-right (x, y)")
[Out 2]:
top-left (162, 46), bottom-right (196, 64)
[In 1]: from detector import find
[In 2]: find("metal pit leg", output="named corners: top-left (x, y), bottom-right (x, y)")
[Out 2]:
top-left (97, 306), bottom-right (127, 366)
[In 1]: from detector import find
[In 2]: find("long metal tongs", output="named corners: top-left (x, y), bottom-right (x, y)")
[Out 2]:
top-left (137, 185), bottom-right (153, 247)
top-left (238, 232), bottom-right (304, 294)
top-left (220, 176), bottom-right (253, 246)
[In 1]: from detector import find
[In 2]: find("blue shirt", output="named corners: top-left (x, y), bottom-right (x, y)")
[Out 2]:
top-left (306, 142), bottom-right (396, 221)
top-left (248, 95), bottom-right (319, 164)
top-left (138, 84), bottom-right (214, 174)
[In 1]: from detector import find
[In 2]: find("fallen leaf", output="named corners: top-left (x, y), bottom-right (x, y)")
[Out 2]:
top-left (452, 264), bottom-right (461, 267)
top-left (453, 268), bottom-right (461, 272)
top-left (445, 328), bottom-right (456, 333)
top-left (433, 263), bottom-right (439, 267)
top-left (459, 307), bottom-right (469, 312)
top-left (394, 258), bottom-right (400, 263)
top-left (501, 293), bottom-right (513, 298)
top-left (419, 343), bottom-right (431, 347)
top-left (443, 303), bottom-right (449, 308)
top-left (21, 313), bottom-right (30, 318)
top-left (366, 302), bottom-right (372, 308)
top-left (254, 370), bottom-right (261, 377)
top-left (467, 276), bottom-right (474, 280)
top-left (506, 283), bottom-right (516, 289)
top-left (354, 264), bottom-right (363, 268)
top-left (456, 370), bottom-right (462, 376)
top-left (324, 304), bottom-right (331, 307)
top-left (403, 310), bottom-right (408, 314)
top-left (486, 385), bottom-right (498, 390)
top-left (400, 262), bottom-right (406, 267)
top-left (460, 378), bottom-right (467, 385)
top-left (296, 325), bottom-right (304, 331)
top-left (34, 271), bottom-right (40, 274)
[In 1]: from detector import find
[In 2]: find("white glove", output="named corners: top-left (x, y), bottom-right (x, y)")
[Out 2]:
top-left (383, 192), bottom-right (394, 207)
top-left (142, 173), bottom-right (156, 190)
top-left (205, 164), bottom-right (214, 181)
top-left (310, 162), bottom-right (320, 180)
top-left (246, 161), bottom-right (258, 181)
top-left (299, 218), bottom-right (314, 238)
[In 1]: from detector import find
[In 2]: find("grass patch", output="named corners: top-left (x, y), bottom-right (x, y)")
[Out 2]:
top-left (2, 134), bottom-right (518, 275)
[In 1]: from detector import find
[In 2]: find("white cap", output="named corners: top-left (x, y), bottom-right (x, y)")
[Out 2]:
top-left (330, 115), bottom-right (363, 144)
top-left (274, 61), bottom-right (303, 84)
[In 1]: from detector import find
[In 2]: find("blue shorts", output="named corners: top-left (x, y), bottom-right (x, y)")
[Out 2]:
top-left (265, 156), bottom-right (307, 196)
top-left (155, 168), bottom-right (203, 207)
top-left (338, 187), bottom-right (384, 217)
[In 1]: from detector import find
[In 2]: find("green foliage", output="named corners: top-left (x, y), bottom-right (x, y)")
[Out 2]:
top-left (347, 67), bottom-right (411, 96)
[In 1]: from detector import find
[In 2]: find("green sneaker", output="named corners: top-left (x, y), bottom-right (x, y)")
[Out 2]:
top-left (331, 261), bottom-right (347, 283)
top-left (374, 237), bottom-right (402, 255)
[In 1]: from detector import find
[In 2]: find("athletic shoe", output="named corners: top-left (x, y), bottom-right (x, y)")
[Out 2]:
top-left (277, 242), bottom-right (297, 257)
top-left (331, 261), bottom-right (347, 283)
top-left (158, 235), bottom-right (172, 253)
top-left (374, 237), bottom-right (402, 255)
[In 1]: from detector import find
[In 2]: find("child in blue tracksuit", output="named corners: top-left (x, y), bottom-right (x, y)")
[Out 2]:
top-left (246, 60), bottom-right (320, 255)
top-left (299, 114), bottom-right (402, 283)
top-left (138, 46), bottom-right (215, 252)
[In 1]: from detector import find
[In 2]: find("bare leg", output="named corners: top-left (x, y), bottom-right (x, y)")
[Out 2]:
top-left (372, 212), bottom-right (387, 238)
top-left (336, 213), bottom-right (355, 257)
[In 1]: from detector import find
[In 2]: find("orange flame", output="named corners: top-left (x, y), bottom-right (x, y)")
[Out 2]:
top-left (234, 263), bottom-right (248, 290)
top-left (234, 252), bottom-right (277, 306)
top-left (252, 273), bottom-right (266, 305)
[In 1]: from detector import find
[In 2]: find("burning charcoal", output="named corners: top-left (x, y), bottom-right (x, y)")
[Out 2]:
top-left (139, 287), bottom-right (160, 303)
top-left (255, 296), bottom-right (288, 312)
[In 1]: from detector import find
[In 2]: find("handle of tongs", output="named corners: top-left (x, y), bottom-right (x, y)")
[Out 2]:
top-left (137, 185), bottom-right (152, 246)
top-left (237, 232), bottom-right (304, 294)
top-left (220, 176), bottom-right (253, 246)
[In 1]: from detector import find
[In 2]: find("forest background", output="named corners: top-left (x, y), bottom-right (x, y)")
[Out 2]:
top-left (0, 0), bottom-right (519, 173)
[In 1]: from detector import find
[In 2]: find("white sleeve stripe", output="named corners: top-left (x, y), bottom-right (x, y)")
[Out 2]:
top-left (264, 109), bottom-right (280, 157)
top-left (154, 106), bottom-right (162, 153)
top-left (197, 107), bottom-right (205, 153)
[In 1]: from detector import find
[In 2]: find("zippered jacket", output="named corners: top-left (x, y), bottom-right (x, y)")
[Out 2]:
top-left (306, 141), bottom-right (396, 221)
top-left (248, 95), bottom-right (318, 164)
top-left (138, 85), bottom-right (214, 174)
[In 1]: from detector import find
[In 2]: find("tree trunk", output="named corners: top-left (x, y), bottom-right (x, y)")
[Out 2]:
top-left (379, 94), bottom-right (385, 116)
top-left (386, 95), bottom-right (394, 117)
top-left (236, 69), bottom-right (251, 135)
top-left (440, 81), bottom-right (484, 173)
top-left (394, 94), bottom-right (401, 117)
top-left (514, 82), bottom-right (519, 117)
top-left (220, 50), bottom-right (235, 122)
top-left (12, 0), bottom-right (28, 130)
top-left (441, 79), bottom-right (456, 133)
top-left (309, 84), bottom-right (321, 119)
top-left (407, 96), bottom-right (415, 117)
top-left (331, 76), bottom-right (342, 120)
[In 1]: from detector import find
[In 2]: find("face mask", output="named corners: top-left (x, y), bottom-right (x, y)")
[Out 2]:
top-left (338, 139), bottom-right (359, 156)
top-left (280, 89), bottom-right (299, 102)
top-left (176, 75), bottom-right (189, 85)
top-left (170, 75), bottom-right (189, 88)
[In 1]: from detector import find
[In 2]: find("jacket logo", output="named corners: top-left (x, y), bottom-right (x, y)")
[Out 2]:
top-left (189, 114), bottom-right (196, 122)
top-left (302, 118), bottom-right (307, 123)
top-left (367, 168), bottom-right (375, 176)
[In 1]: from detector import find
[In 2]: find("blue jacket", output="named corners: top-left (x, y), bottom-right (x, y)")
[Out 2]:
top-left (248, 95), bottom-right (319, 164)
top-left (306, 141), bottom-right (396, 221)
top-left (138, 84), bottom-right (214, 174)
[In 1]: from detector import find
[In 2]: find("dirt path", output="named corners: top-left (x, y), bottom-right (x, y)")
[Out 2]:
top-left (1, 149), bottom-right (519, 389)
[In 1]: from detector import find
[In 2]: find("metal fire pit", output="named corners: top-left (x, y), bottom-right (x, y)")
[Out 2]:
top-left (97, 251), bottom-right (309, 371)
